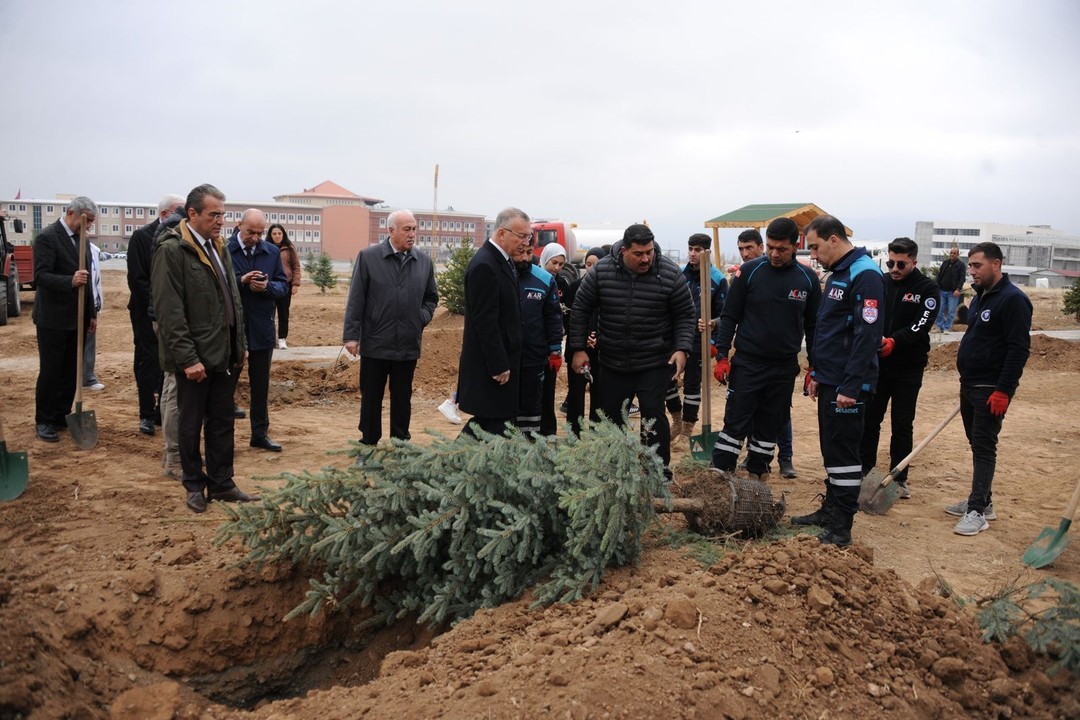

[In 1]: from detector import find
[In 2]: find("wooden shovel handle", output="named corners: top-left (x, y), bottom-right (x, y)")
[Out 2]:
top-left (880, 403), bottom-right (962, 487)
top-left (74, 215), bottom-right (88, 408)
top-left (699, 250), bottom-right (711, 424)
top-left (1062, 474), bottom-right (1080, 522)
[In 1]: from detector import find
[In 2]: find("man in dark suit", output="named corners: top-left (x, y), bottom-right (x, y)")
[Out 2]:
top-left (127, 194), bottom-right (184, 436)
top-left (456, 207), bottom-right (531, 436)
top-left (227, 209), bottom-right (288, 452)
top-left (33, 197), bottom-right (99, 442)
top-left (152, 184), bottom-right (258, 514)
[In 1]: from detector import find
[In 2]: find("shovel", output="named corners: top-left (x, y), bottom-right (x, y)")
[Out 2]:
top-left (1022, 475), bottom-right (1080, 569)
top-left (859, 402), bottom-right (961, 515)
top-left (65, 215), bottom-right (98, 449)
top-left (690, 250), bottom-right (719, 461)
top-left (0, 414), bottom-right (29, 501)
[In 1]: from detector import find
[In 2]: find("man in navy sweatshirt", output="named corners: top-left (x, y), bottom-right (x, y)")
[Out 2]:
top-left (946, 242), bottom-right (1031, 536)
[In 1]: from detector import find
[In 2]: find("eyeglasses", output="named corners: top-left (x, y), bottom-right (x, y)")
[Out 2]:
top-left (502, 227), bottom-right (534, 242)
top-left (886, 260), bottom-right (909, 270)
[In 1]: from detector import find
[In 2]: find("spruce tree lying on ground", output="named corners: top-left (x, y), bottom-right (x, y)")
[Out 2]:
top-left (216, 421), bottom-right (667, 628)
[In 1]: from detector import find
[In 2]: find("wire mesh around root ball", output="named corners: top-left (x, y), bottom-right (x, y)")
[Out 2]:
top-left (670, 468), bottom-right (785, 537)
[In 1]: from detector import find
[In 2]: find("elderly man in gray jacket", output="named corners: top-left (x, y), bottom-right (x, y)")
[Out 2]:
top-left (344, 210), bottom-right (439, 458)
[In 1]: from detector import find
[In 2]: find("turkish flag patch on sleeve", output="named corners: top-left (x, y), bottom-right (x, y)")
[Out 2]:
top-left (862, 298), bottom-right (878, 324)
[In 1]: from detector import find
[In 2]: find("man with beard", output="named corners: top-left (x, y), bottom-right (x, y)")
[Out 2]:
top-left (946, 242), bottom-right (1031, 536)
top-left (860, 237), bottom-right (939, 499)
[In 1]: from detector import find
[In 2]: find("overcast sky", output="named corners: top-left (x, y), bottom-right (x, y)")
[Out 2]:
top-left (2, 0), bottom-right (1078, 256)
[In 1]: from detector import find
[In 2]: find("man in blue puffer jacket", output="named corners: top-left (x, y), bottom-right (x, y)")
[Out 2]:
top-left (568, 224), bottom-right (696, 476)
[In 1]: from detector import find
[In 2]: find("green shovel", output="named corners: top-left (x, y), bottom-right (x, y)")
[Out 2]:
top-left (1023, 475), bottom-right (1080, 569)
top-left (0, 414), bottom-right (29, 501)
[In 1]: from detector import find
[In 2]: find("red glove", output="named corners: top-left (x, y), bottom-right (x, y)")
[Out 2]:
top-left (878, 337), bottom-right (895, 358)
top-left (709, 344), bottom-right (718, 358)
top-left (713, 357), bottom-right (730, 385)
top-left (987, 390), bottom-right (1010, 417)
top-left (803, 367), bottom-right (814, 395)
top-left (548, 353), bottom-right (563, 373)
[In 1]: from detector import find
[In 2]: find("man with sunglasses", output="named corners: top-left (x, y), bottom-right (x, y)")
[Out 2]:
top-left (456, 207), bottom-right (531, 437)
top-left (796, 215), bottom-right (884, 547)
top-left (859, 237), bottom-right (939, 499)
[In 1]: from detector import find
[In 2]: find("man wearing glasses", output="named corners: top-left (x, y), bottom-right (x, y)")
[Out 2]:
top-left (152, 184), bottom-right (259, 513)
top-left (456, 207), bottom-right (531, 437)
top-left (859, 237), bottom-right (939, 499)
top-left (796, 215), bottom-right (884, 547)
top-left (228, 209), bottom-right (289, 452)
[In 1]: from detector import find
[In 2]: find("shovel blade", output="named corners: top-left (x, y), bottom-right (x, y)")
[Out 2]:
top-left (690, 426), bottom-right (718, 462)
top-left (1022, 520), bottom-right (1072, 569)
top-left (0, 443), bottom-right (30, 502)
top-left (859, 470), bottom-right (901, 515)
top-left (66, 408), bottom-right (98, 450)
top-left (859, 468), bottom-right (887, 506)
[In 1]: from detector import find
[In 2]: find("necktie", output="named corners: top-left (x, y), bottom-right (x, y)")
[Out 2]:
top-left (204, 240), bottom-right (236, 328)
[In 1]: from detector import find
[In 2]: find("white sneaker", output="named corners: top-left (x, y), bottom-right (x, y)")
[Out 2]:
top-left (438, 399), bottom-right (462, 424)
top-left (84, 382), bottom-right (105, 391)
top-left (945, 500), bottom-right (996, 520)
top-left (953, 510), bottom-right (989, 536)
top-left (277, 338), bottom-right (287, 349)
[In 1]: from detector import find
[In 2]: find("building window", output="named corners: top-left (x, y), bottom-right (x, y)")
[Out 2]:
top-left (288, 214), bottom-right (295, 222)
top-left (124, 207), bottom-right (133, 218)
top-left (441, 221), bottom-right (448, 231)
top-left (46, 205), bottom-right (55, 214)
top-left (136, 207), bottom-right (145, 218)
top-left (112, 224), bottom-right (119, 233)
top-left (125, 224), bottom-right (133, 234)
top-left (305, 230), bottom-right (312, 239)
top-left (6, 204), bottom-right (13, 212)
top-left (379, 218), bottom-right (386, 228)
top-left (18, 204), bottom-right (26, 212)
top-left (314, 231), bottom-right (320, 240)
top-left (113, 207), bottom-right (120, 216)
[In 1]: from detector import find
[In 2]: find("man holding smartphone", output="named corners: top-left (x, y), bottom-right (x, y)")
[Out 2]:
top-left (228, 209), bottom-right (289, 451)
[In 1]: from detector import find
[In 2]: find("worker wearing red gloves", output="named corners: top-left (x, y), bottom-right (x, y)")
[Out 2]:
top-left (859, 238), bottom-right (940, 499)
top-left (947, 242), bottom-right (1032, 536)
top-left (513, 238), bottom-right (564, 436)
top-left (710, 218), bottom-right (820, 480)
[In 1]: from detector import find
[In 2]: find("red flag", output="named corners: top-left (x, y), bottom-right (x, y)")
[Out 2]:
top-left (14, 188), bottom-right (20, 200)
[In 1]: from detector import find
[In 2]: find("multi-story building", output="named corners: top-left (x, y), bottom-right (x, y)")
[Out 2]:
top-left (3, 180), bottom-right (486, 262)
top-left (914, 220), bottom-right (1080, 285)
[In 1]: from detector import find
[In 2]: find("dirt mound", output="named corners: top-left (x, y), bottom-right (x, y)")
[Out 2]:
top-left (220, 538), bottom-right (1075, 720)
top-left (927, 334), bottom-right (1080, 373)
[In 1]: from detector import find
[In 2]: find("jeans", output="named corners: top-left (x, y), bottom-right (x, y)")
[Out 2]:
top-left (938, 290), bottom-right (960, 332)
top-left (960, 384), bottom-right (1003, 514)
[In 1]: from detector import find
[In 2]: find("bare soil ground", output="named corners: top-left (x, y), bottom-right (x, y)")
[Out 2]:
top-left (1, 276), bottom-right (1078, 719)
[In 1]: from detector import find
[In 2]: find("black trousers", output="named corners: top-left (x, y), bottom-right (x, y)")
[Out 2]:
top-left (130, 309), bottom-right (162, 420)
top-left (516, 364), bottom-right (545, 434)
top-left (816, 384), bottom-right (868, 517)
top-left (665, 347), bottom-right (704, 423)
top-left (275, 292), bottom-right (293, 339)
top-left (175, 369), bottom-right (238, 494)
top-left (539, 364), bottom-right (558, 436)
top-left (860, 368), bottom-right (924, 484)
top-left (597, 364), bottom-right (673, 466)
top-left (567, 348), bottom-right (599, 436)
top-left (359, 356), bottom-right (416, 445)
top-left (246, 348), bottom-right (273, 439)
top-left (960, 384), bottom-right (1003, 514)
top-left (35, 326), bottom-right (78, 426)
top-left (712, 357), bottom-right (797, 474)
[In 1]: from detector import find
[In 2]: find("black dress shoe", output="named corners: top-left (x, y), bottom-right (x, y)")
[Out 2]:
top-left (50, 423), bottom-right (68, 432)
top-left (36, 423), bottom-right (59, 442)
top-left (250, 436), bottom-right (282, 452)
top-left (233, 407), bottom-right (247, 419)
top-left (186, 491), bottom-right (207, 513)
top-left (208, 487), bottom-right (261, 503)
top-left (139, 418), bottom-right (156, 435)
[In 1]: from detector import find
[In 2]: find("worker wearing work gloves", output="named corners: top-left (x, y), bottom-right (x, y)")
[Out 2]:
top-left (797, 215), bottom-right (884, 547)
top-left (859, 237), bottom-right (939, 499)
top-left (710, 218), bottom-right (820, 480)
top-left (665, 233), bottom-right (727, 441)
top-left (514, 238), bottom-right (564, 436)
top-left (947, 241), bottom-right (1031, 536)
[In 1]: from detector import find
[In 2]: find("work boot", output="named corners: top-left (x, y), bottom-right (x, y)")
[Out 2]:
top-left (669, 417), bottom-right (683, 440)
top-left (779, 458), bottom-right (797, 479)
top-left (791, 493), bottom-right (834, 526)
top-left (819, 512), bottom-right (853, 547)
